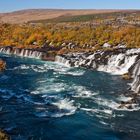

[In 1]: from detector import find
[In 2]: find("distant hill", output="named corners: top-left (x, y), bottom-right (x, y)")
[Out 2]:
top-left (0, 9), bottom-right (123, 24)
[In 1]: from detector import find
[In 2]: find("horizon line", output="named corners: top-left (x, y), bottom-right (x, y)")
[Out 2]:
top-left (1, 8), bottom-right (140, 14)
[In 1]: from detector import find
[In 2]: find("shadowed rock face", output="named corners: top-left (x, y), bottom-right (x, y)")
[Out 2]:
top-left (55, 48), bottom-right (140, 94)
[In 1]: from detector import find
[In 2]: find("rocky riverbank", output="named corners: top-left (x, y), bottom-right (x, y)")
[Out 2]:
top-left (0, 130), bottom-right (10, 140)
top-left (0, 59), bottom-right (6, 71)
top-left (1, 46), bottom-right (140, 94)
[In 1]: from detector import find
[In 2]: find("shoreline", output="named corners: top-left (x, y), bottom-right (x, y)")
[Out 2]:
top-left (0, 46), bottom-right (140, 94)
top-left (0, 46), bottom-right (140, 124)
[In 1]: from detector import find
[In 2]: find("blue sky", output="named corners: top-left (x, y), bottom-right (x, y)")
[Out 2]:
top-left (0, 0), bottom-right (140, 12)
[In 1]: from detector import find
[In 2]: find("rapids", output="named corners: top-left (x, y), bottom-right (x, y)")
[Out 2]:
top-left (0, 53), bottom-right (140, 140)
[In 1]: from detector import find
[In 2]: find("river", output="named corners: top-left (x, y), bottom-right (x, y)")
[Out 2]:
top-left (0, 53), bottom-right (140, 140)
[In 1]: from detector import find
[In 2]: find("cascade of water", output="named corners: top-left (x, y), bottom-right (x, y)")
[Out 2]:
top-left (130, 60), bottom-right (140, 93)
top-left (55, 49), bottom-right (140, 93)
top-left (55, 56), bottom-right (70, 66)
top-left (56, 49), bottom-right (139, 75)
top-left (20, 49), bottom-right (25, 56)
top-left (0, 47), bottom-right (42, 59)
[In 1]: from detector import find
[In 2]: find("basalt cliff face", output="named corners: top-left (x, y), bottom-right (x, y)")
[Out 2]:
top-left (0, 47), bottom-right (42, 59)
top-left (0, 46), bottom-right (55, 61)
top-left (55, 48), bottom-right (140, 94)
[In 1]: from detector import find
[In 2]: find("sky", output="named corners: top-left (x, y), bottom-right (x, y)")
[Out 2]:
top-left (0, 0), bottom-right (140, 13)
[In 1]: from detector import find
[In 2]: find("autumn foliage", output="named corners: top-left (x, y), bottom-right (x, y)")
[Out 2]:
top-left (0, 23), bottom-right (140, 51)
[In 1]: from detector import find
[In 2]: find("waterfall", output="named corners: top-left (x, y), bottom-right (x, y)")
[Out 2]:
top-left (55, 49), bottom-right (139, 75)
top-left (97, 54), bottom-right (138, 75)
top-left (0, 47), bottom-right (12, 54)
top-left (55, 55), bottom-right (70, 66)
top-left (55, 48), bottom-right (140, 93)
top-left (19, 50), bottom-right (42, 59)
top-left (0, 47), bottom-right (42, 59)
top-left (130, 60), bottom-right (140, 93)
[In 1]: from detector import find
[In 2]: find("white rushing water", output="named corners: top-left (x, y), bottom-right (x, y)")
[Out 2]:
top-left (97, 54), bottom-right (138, 75)
top-left (130, 60), bottom-right (140, 93)
top-left (0, 47), bottom-right (42, 59)
top-left (1, 47), bottom-right (140, 94)
top-left (55, 48), bottom-right (140, 93)
top-left (55, 49), bottom-right (140, 75)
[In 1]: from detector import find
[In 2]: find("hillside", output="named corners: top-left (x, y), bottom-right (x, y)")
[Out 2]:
top-left (0, 9), bottom-right (122, 23)
top-left (29, 10), bottom-right (140, 23)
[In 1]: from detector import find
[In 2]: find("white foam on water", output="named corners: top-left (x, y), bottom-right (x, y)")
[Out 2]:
top-left (31, 82), bottom-right (68, 95)
top-left (34, 98), bottom-right (77, 118)
top-left (116, 114), bottom-right (124, 117)
top-left (51, 98), bottom-right (77, 117)
top-left (13, 64), bottom-right (48, 73)
top-left (37, 80), bottom-right (47, 84)
top-left (13, 64), bottom-right (30, 70)
top-left (93, 96), bottom-right (140, 112)
top-left (31, 65), bottom-right (47, 73)
top-left (72, 85), bottom-right (99, 98)
top-left (81, 108), bottom-right (94, 112)
top-left (117, 95), bottom-right (133, 102)
top-left (103, 109), bottom-right (113, 115)
top-left (44, 62), bottom-right (70, 72)
top-left (99, 121), bottom-right (109, 125)
top-left (56, 69), bottom-right (85, 76)
top-left (81, 107), bottom-right (112, 115)
top-left (93, 96), bottom-right (119, 109)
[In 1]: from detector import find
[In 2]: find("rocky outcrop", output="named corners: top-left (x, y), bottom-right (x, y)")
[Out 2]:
top-left (0, 130), bottom-right (10, 140)
top-left (0, 59), bottom-right (6, 71)
top-left (55, 48), bottom-right (140, 94)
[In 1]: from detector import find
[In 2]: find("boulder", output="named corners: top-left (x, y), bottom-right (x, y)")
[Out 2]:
top-left (121, 73), bottom-right (132, 80)
top-left (0, 60), bottom-right (6, 71)
top-left (0, 130), bottom-right (10, 140)
top-left (103, 43), bottom-right (111, 48)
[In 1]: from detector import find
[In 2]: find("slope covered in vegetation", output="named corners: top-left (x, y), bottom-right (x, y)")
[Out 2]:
top-left (0, 23), bottom-right (140, 50)
top-left (29, 10), bottom-right (140, 23)
top-left (0, 9), bottom-right (120, 24)
top-left (0, 10), bottom-right (140, 54)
